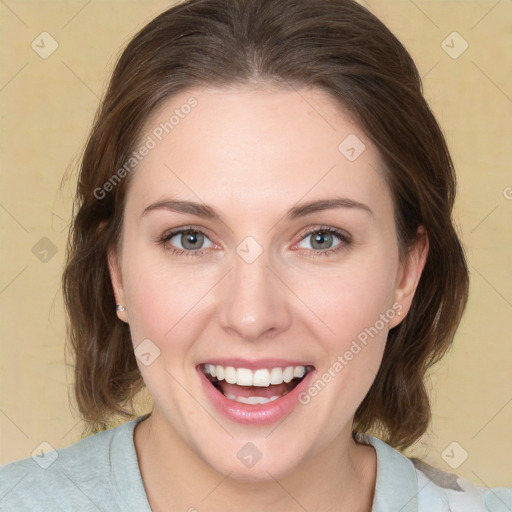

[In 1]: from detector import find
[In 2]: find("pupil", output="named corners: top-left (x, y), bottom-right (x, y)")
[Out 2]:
top-left (182, 231), bottom-right (203, 250)
top-left (312, 231), bottom-right (332, 250)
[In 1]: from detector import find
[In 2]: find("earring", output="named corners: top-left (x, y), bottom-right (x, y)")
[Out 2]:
top-left (116, 304), bottom-right (126, 312)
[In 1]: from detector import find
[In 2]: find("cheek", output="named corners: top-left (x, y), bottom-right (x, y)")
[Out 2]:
top-left (120, 251), bottom-right (214, 410)
top-left (120, 240), bottom-right (215, 350)
top-left (291, 249), bottom-right (398, 409)
top-left (293, 252), bottom-right (398, 346)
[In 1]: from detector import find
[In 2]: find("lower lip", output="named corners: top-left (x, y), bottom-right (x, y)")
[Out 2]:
top-left (197, 368), bottom-right (316, 426)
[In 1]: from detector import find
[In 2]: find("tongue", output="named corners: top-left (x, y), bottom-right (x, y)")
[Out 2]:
top-left (218, 381), bottom-right (291, 398)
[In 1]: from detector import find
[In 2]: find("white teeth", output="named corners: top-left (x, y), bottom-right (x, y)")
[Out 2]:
top-left (293, 366), bottom-right (306, 379)
top-left (224, 366), bottom-right (237, 384)
top-left (203, 364), bottom-right (309, 387)
top-left (283, 366), bottom-right (294, 383)
top-left (269, 367), bottom-right (283, 385)
top-left (224, 394), bottom-right (281, 404)
top-left (236, 368), bottom-right (253, 386)
top-left (252, 369), bottom-right (270, 387)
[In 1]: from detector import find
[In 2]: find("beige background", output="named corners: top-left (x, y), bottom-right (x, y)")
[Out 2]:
top-left (0, 0), bottom-right (511, 488)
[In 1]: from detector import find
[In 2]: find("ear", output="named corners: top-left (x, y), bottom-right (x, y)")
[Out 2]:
top-left (388, 226), bottom-right (429, 329)
top-left (108, 247), bottom-right (129, 323)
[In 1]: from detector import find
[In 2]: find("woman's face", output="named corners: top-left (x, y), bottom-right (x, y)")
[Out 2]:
top-left (109, 85), bottom-right (426, 480)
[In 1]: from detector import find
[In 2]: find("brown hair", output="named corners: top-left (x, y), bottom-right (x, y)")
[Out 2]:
top-left (62, 0), bottom-right (469, 448)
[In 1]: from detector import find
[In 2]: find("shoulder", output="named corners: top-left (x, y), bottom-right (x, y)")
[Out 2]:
top-left (358, 434), bottom-right (511, 512)
top-left (0, 417), bottom-right (146, 511)
top-left (411, 458), bottom-right (512, 512)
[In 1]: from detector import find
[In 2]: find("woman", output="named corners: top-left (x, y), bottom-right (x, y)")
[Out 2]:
top-left (1, 0), bottom-right (510, 510)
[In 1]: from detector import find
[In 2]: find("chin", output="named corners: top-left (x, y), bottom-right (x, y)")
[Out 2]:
top-left (202, 447), bottom-right (304, 483)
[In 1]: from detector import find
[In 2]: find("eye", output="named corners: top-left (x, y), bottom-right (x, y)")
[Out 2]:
top-left (296, 227), bottom-right (350, 254)
top-left (160, 228), bottom-right (214, 254)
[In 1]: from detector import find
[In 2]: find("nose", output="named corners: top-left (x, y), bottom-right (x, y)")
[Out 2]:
top-left (218, 248), bottom-right (292, 342)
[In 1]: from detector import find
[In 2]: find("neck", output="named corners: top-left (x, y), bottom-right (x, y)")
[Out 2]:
top-left (134, 410), bottom-right (376, 512)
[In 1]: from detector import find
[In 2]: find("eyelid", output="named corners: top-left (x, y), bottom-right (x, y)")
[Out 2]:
top-left (160, 225), bottom-right (213, 242)
top-left (295, 225), bottom-right (351, 243)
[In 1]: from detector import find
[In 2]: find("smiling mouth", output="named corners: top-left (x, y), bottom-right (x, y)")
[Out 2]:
top-left (200, 364), bottom-right (315, 404)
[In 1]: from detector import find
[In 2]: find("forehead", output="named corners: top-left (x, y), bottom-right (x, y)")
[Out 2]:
top-left (127, 84), bottom-right (391, 218)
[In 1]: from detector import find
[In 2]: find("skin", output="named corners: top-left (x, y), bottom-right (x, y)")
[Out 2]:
top-left (108, 84), bottom-right (428, 512)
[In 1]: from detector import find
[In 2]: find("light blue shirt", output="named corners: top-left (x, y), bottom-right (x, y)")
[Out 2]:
top-left (1, 415), bottom-right (510, 511)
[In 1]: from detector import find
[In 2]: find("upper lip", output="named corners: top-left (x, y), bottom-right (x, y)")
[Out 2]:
top-left (198, 358), bottom-right (314, 370)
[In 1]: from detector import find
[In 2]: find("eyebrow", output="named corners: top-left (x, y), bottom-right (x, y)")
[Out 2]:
top-left (141, 197), bottom-right (373, 221)
top-left (142, 199), bottom-right (220, 220)
top-left (285, 198), bottom-right (373, 220)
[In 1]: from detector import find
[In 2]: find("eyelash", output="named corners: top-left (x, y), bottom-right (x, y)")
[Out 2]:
top-left (299, 227), bottom-right (351, 258)
top-left (158, 226), bottom-right (212, 258)
top-left (158, 226), bottom-right (351, 258)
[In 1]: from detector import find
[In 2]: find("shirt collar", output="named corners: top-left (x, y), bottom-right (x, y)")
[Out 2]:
top-left (358, 433), bottom-right (419, 512)
top-left (110, 414), bottom-right (153, 511)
